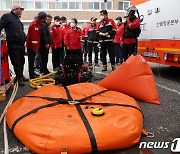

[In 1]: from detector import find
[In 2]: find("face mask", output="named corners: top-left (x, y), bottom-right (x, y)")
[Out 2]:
top-left (70, 23), bottom-right (76, 28)
top-left (61, 22), bottom-right (66, 26)
top-left (55, 22), bottom-right (60, 26)
top-left (100, 15), bottom-right (105, 20)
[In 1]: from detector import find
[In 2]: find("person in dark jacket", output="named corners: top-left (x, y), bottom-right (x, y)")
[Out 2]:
top-left (97, 10), bottom-right (117, 71)
top-left (0, 4), bottom-right (28, 86)
top-left (39, 14), bottom-right (52, 75)
top-left (85, 17), bottom-right (99, 66)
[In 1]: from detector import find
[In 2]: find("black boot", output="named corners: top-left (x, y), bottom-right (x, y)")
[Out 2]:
top-left (18, 78), bottom-right (24, 86)
top-left (102, 65), bottom-right (107, 71)
top-left (22, 76), bottom-right (29, 82)
top-left (111, 65), bottom-right (116, 71)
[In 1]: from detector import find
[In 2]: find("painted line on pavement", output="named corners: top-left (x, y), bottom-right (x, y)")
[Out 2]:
top-left (156, 84), bottom-right (180, 95)
top-left (1, 146), bottom-right (29, 153)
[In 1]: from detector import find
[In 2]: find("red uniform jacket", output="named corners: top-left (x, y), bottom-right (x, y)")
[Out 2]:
top-left (113, 24), bottom-right (124, 44)
top-left (62, 24), bottom-right (70, 39)
top-left (26, 19), bottom-right (42, 51)
top-left (122, 17), bottom-right (140, 44)
top-left (50, 24), bottom-right (63, 48)
top-left (64, 27), bottom-right (84, 50)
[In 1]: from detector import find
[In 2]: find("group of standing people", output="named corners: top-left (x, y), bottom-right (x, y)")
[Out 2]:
top-left (82, 8), bottom-right (140, 71)
top-left (0, 3), bottom-right (140, 86)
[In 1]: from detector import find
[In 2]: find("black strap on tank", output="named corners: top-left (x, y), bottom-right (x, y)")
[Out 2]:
top-left (11, 101), bottom-right (65, 132)
top-left (63, 86), bottom-right (98, 154)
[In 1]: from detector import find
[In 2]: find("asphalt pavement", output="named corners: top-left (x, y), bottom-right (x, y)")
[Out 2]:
top-left (0, 54), bottom-right (179, 154)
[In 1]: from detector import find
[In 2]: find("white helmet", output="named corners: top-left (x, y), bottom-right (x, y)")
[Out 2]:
top-left (123, 6), bottom-right (138, 18)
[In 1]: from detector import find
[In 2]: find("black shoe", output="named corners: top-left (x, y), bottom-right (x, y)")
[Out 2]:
top-left (43, 70), bottom-right (50, 75)
top-left (30, 73), bottom-right (39, 79)
top-left (18, 78), bottom-right (24, 86)
top-left (102, 65), bottom-right (107, 71)
top-left (88, 63), bottom-right (92, 67)
top-left (111, 65), bottom-right (116, 71)
top-left (22, 76), bottom-right (29, 82)
top-left (95, 63), bottom-right (99, 67)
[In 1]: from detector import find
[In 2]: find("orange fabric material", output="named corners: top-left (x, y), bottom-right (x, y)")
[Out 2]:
top-left (131, 0), bottom-right (149, 6)
top-left (6, 83), bottom-right (143, 154)
top-left (98, 55), bottom-right (160, 104)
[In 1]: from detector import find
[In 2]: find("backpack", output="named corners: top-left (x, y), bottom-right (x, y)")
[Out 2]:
top-left (123, 17), bottom-right (141, 38)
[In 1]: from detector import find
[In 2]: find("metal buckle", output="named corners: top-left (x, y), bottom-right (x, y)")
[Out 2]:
top-left (147, 132), bottom-right (154, 138)
top-left (68, 100), bottom-right (80, 105)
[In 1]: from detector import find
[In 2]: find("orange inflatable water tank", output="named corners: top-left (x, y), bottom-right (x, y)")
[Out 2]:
top-left (98, 55), bottom-right (160, 104)
top-left (6, 83), bottom-right (143, 154)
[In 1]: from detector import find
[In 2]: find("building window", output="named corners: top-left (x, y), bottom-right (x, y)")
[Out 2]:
top-left (20, 1), bottom-right (34, 9)
top-left (101, 3), bottom-right (105, 10)
top-left (87, 2), bottom-right (93, 9)
top-left (118, 1), bottom-right (130, 10)
top-left (55, 2), bottom-right (61, 9)
top-left (35, 2), bottom-right (48, 9)
top-left (55, 2), bottom-right (68, 9)
top-left (75, 2), bottom-right (81, 9)
top-left (100, 1), bottom-right (112, 10)
top-left (69, 2), bottom-right (75, 9)
top-left (55, 2), bottom-right (81, 10)
top-left (69, 2), bottom-right (81, 9)
top-left (107, 1), bottom-right (112, 10)
top-left (94, 2), bottom-right (99, 10)
top-left (1, 0), bottom-right (12, 10)
top-left (62, 2), bottom-right (68, 9)
top-left (87, 1), bottom-right (112, 10)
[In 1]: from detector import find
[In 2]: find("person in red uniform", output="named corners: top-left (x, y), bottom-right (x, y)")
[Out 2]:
top-left (97, 10), bottom-right (117, 71)
top-left (113, 16), bottom-right (124, 65)
top-left (26, 12), bottom-right (46, 79)
top-left (122, 6), bottom-right (140, 61)
top-left (85, 17), bottom-right (99, 66)
top-left (60, 16), bottom-right (70, 57)
top-left (64, 18), bottom-right (84, 63)
top-left (60, 16), bottom-right (70, 36)
top-left (50, 16), bottom-right (64, 70)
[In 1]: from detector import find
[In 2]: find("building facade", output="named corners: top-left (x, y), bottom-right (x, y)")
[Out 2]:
top-left (0, 0), bottom-right (131, 33)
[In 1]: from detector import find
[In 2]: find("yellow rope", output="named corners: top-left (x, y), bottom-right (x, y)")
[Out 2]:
top-left (29, 72), bottom-right (57, 89)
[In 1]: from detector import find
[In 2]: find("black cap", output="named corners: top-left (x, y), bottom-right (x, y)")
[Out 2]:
top-left (115, 16), bottom-right (122, 21)
top-left (60, 16), bottom-right (67, 20)
top-left (37, 12), bottom-right (46, 19)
